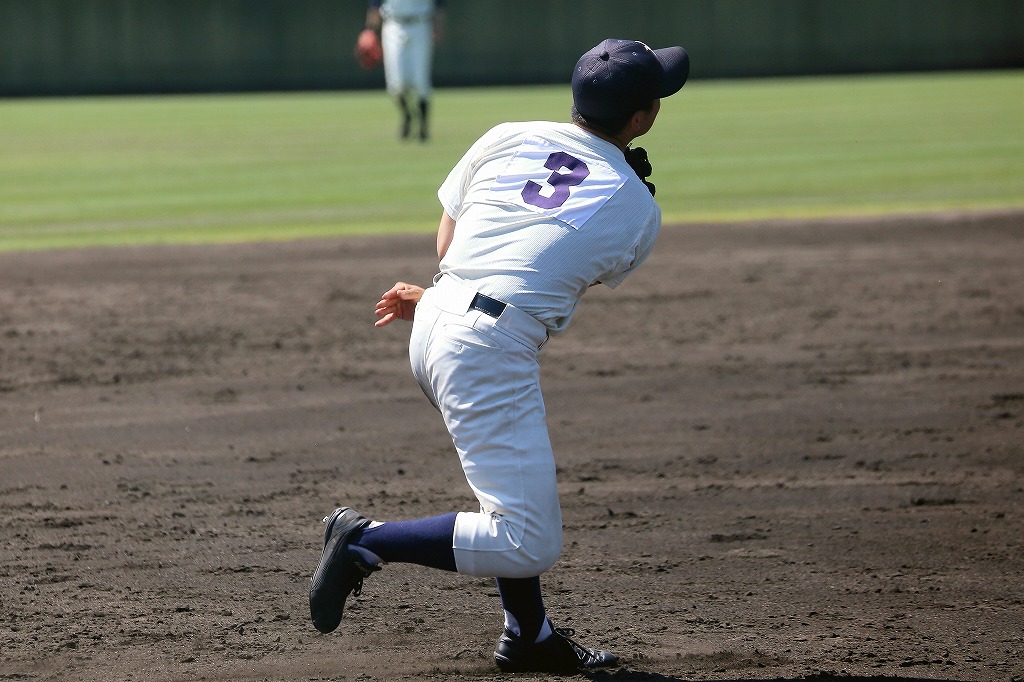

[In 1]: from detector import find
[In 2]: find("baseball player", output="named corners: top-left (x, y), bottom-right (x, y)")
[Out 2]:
top-left (310, 38), bottom-right (690, 673)
top-left (362, 0), bottom-right (444, 141)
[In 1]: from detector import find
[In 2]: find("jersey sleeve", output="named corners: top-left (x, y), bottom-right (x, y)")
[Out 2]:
top-left (437, 123), bottom-right (511, 220)
top-left (598, 201), bottom-right (662, 289)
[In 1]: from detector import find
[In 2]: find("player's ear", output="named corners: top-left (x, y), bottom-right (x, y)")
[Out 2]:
top-left (629, 99), bottom-right (660, 137)
top-left (630, 103), bottom-right (652, 130)
top-left (627, 109), bottom-right (650, 138)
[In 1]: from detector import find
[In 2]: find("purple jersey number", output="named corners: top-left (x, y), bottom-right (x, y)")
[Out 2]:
top-left (521, 152), bottom-right (591, 209)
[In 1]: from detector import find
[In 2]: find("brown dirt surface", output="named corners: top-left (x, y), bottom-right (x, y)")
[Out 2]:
top-left (2, 210), bottom-right (1022, 682)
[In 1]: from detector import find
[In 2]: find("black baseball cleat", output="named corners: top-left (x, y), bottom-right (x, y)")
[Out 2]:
top-left (494, 624), bottom-right (619, 674)
top-left (309, 507), bottom-right (379, 634)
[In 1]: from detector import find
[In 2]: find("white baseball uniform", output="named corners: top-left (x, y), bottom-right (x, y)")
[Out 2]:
top-left (410, 121), bottom-right (661, 577)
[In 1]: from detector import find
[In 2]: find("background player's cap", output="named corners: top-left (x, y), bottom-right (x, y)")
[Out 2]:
top-left (572, 38), bottom-right (690, 120)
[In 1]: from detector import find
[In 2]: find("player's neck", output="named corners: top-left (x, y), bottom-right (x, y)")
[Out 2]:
top-left (573, 122), bottom-right (629, 154)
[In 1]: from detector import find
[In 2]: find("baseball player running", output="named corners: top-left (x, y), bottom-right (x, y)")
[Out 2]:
top-left (363, 0), bottom-right (444, 141)
top-left (310, 38), bottom-right (690, 673)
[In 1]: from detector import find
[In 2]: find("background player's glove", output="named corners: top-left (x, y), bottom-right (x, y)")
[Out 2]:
top-left (354, 29), bottom-right (383, 70)
top-left (625, 146), bottom-right (656, 196)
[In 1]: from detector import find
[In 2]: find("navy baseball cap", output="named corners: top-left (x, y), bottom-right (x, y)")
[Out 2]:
top-left (572, 39), bottom-right (690, 119)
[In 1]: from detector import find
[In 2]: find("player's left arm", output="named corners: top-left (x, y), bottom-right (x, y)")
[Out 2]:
top-left (432, 1), bottom-right (445, 42)
top-left (375, 209), bottom-right (455, 327)
top-left (374, 282), bottom-right (424, 327)
top-left (365, 2), bottom-right (382, 31)
top-left (436, 211), bottom-right (456, 260)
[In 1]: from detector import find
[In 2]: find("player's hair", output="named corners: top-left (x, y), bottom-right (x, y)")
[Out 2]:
top-left (570, 99), bottom-right (655, 138)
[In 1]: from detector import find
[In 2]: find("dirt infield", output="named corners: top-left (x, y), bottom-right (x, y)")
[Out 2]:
top-left (2, 211), bottom-right (1022, 682)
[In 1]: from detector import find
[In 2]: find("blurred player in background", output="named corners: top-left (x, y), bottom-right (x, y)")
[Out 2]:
top-left (311, 38), bottom-right (689, 673)
top-left (360, 0), bottom-right (444, 141)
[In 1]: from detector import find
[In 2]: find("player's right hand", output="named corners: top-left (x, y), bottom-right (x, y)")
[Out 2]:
top-left (374, 282), bottom-right (424, 327)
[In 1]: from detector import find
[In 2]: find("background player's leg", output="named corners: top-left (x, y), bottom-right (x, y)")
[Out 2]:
top-left (396, 93), bottom-right (412, 139)
top-left (406, 20), bottom-right (433, 142)
top-left (418, 98), bottom-right (429, 141)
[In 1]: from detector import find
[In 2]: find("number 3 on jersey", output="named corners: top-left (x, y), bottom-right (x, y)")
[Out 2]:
top-left (521, 152), bottom-right (590, 209)
top-left (488, 137), bottom-right (627, 229)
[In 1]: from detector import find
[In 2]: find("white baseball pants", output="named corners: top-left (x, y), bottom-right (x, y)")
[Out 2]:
top-left (409, 274), bottom-right (560, 578)
top-left (381, 16), bottom-right (433, 99)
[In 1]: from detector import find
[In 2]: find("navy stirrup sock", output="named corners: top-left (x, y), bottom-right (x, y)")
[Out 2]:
top-left (496, 576), bottom-right (547, 643)
top-left (350, 512), bottom-right (458, 572)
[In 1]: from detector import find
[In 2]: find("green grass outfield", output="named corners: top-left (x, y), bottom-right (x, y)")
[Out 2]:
top-left (1, 70), bottom-right (1021, 252)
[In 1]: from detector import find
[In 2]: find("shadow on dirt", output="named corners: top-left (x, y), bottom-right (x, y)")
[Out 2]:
top-left (587, 671), bottom-right (961, 682)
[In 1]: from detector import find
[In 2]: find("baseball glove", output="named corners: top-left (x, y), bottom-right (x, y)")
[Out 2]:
top-left (625, 146), bottom-right (656, 196)
top-left (354, 29), bottom-right (383, 70)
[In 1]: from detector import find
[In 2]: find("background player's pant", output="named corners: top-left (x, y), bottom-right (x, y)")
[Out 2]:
top-left (410, 274), bottom-right (560, 578)
top-left (381, 17), bottom-right (433, 99)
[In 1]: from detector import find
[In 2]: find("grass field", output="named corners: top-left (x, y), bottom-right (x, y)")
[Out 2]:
top-left (1, 70), bottom-right (1021, 252)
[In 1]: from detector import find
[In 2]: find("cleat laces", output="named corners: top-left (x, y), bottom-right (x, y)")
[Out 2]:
top-left (553, 627), bottom-right (603, 666)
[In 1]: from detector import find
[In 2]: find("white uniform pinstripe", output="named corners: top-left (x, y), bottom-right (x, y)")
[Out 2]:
top-left (411, 122), bottom-right (661, 577)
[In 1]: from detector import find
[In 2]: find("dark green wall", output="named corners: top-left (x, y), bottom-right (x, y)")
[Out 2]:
top-left (1, 0), bottom-right (1021, 96)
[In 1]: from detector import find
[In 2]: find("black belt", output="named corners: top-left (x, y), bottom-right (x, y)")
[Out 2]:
top-left (471, 292), bottom-right (506, 318)
top-left (388, 14), bottom-right (430, 24)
